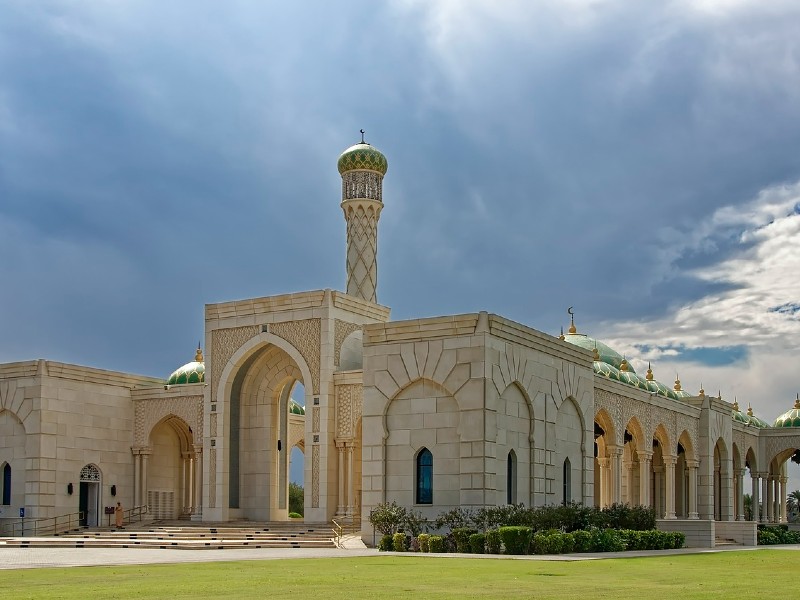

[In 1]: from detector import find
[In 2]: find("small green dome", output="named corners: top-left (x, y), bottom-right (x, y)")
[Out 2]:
top-left (563, 334), bottom-right (631, 372)
top-left (774, 397), bottom-right (800, 427)
top-left (167, 347), bottom-right (205, 385)
top-left (594, 361), bottom-right (621, 381)
top-left (732, 407), bottom-right (749, 425)
top-left (289, 399), bottom-right (305, 415)
top-left (337, 142), bottom-right (388, 175)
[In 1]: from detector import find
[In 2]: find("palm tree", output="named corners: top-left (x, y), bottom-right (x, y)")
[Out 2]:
top-left (788, 490), bottom-right (800, 522)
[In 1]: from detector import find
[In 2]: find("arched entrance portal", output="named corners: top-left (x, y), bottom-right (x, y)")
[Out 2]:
top-left (227, 342), bottom-right (308, 521)
top-left (79, 464), bottom-right (101, 527)
top-left (147, 415), bottom-right (195, 520)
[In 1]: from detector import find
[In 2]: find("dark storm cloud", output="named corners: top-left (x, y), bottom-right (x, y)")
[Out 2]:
top-left (1, 1), bottom-right (800, 377)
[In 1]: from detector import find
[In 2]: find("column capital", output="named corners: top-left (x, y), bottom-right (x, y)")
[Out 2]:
top-left (663, 456), bottom-right (677, 467)
top-left (639, 451), bottom-right (653, 462)
top-left (608, 444), bottom-right (623, 455)
top-left (780, 476), bottom-right (788, 485)
top-left (687, 459), bottom-right (699, 469)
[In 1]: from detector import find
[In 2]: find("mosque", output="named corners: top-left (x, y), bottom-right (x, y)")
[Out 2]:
top-left (2, 138), bottom-right (800, 547)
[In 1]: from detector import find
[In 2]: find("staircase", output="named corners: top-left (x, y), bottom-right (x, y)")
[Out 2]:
top-left (0, 521), bottom-right (336, 550)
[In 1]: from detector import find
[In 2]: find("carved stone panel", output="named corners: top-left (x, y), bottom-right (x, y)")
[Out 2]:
top-left (270, 319), bottom-right (322, 394)
top-left (211, 326), bottom-right (260, 403)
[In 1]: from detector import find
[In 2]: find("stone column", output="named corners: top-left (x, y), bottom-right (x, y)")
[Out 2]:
top-left (346, 444), bottom-right (355, 517)
top-left (664, 457), bottom-right (676, 520)
top-left (688, 461), bottom-right (699, 519)
top-left (639, 452), bottom-right (652, 507)
top-left (766, 477), bottom-right (774, 522)
top-left (760, 475), bottom-right (768, 523)
top-left (653, 465), bottom-right (664, 517)
top-left (751, 473), bottom-right (759, 522)
top-left (181, 453), bottom-right (189, 513)
top-left (132, 448), bottom-right (141, 509)
top-left (736, 469), bottom-right (745, 521)
top-left (192, 446), bottom-right (203, 519)
top-left (336, 443), bottom-right (346, 517)
top-left (610, 446), bottom-right (623, 505)
top-left (780, 476), bottom-right (788, 523)
top-left (140, 450), bottom-right (150, 508)
top-left (597, 458), bottom-right (610, 508)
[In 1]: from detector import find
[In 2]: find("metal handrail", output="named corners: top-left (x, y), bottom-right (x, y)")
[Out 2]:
top-left (332, 515), bottom-right (360, 547)
top-left (124, 504), bottom-right (149, 524)
top-left (0, 510), bottom-right (85, 537)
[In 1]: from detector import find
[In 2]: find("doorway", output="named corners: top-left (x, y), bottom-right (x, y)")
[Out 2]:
top-left (78, 464), bottom-right (101, 527)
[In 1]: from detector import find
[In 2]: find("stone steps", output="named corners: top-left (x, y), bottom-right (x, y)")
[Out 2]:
top-left (0, 522), bottom-right (336, 550)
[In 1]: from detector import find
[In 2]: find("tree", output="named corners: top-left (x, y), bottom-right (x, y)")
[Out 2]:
top-left (289, 482), bottom-right (304, 516)
top-left (743, 493), bottom-right (753, 521)
top-left (788, 490), bottom-right (800, 522)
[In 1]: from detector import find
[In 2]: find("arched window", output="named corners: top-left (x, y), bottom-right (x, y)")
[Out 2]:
top-left (2, 463), bottom-right (10, 505)
top-left (563, 458), bottom-right (571, 505)
top-left (416, 448), bottom-right (433, 505)
top-left (507, 450), bottom-right (517, 505)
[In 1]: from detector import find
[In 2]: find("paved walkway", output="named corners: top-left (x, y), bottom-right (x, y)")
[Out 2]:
top-left (1, 544), bottom-right (798, 570)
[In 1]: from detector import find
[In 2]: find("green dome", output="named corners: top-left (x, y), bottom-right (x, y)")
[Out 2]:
top-left (645, 378), bottom-right (672, 399)
top-left (563, 334), bottom-right (631, 372)
top-left (618, 370), bottom-right (649, 391)
top-left (167, 348), bottom-right (205, 385)
top-left (773, 398), bottom-right (800, 427)
top-left (337, 143), bottom-right (388, 175)
top-left (289, 399), bottom-right (305, 415)
top-left (747, 413), bottom-right (771, 428)
top-left (594, 361), bottom-right (621, 381)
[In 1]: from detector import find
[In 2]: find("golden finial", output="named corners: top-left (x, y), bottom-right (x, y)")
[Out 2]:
top-left (673, 375), bottom-right (682, 391)
top-left (747, 403), bottom-right (754, 417)
top-left (559, 327), bottom-right (565, 341)
top-left (732, 397), bottom-right (740, 412)
top-left (592, 345), bottom-right (600, 361)
top-left (620, 357), bottom-right (629, 372)
top-left (698, 383), bottom-right (705, 397)
top-left (645, 361), bottom-right (654, 381)
top-left (567, 307), bottom-right (576, 334)
top-left (794, 393), bottom-right (800, 409)
top-left (195, 343), bottom-right (204, 363)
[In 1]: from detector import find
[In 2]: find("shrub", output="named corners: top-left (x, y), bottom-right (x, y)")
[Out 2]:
top-left (410, 537), bottom-right (420, 552)
top-left (560, 531), bottom-right (575, 554)
top-left (531, 531), bottom-right (564, 555)
top-left (434, 507), bottom-right (475, 532)
top-left (452, 528), bottom-right (477, 553)
top-left (369, 501), bottom-right (408, 536)
top-left (590, 528), bottom-right (625, 552)
top-left (429, 535), bottom-right (444, 553)
top-left (572, 529), bottom-right (592, 552)
top-left (417, 533), bottom-right (431, 553)
top-left (469, 533), bottom-right (486, 554)
top-left (403, 509), bottom-right (429, 537)
top-left (499, 526), bottom-right (532, 555)
top-left (486, 529), bottom-right (502, 554)
top-left (378, 534), bottom-right (394, 551)
top-left (288, 512), bottom-right (302, 519)
top-left (393, 532), bottom-right (406, 552)
top-left (670, 532), bottom-right (685, 549)
top-left (757, 526), bottom-right (800, 545)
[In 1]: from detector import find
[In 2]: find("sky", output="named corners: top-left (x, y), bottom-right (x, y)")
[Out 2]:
top-left (2, 1), bottom-right (800, 490)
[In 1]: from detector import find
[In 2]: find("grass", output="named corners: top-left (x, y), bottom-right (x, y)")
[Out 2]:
top-left (1, 550), bottom-right (793, 599)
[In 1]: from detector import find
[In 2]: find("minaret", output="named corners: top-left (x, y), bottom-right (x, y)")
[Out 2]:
top-left (338, 132), bottom-right (388, 303)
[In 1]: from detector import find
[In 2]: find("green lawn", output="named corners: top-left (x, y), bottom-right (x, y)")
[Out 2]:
top-left (1, 551), bottom-right (792, 599)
